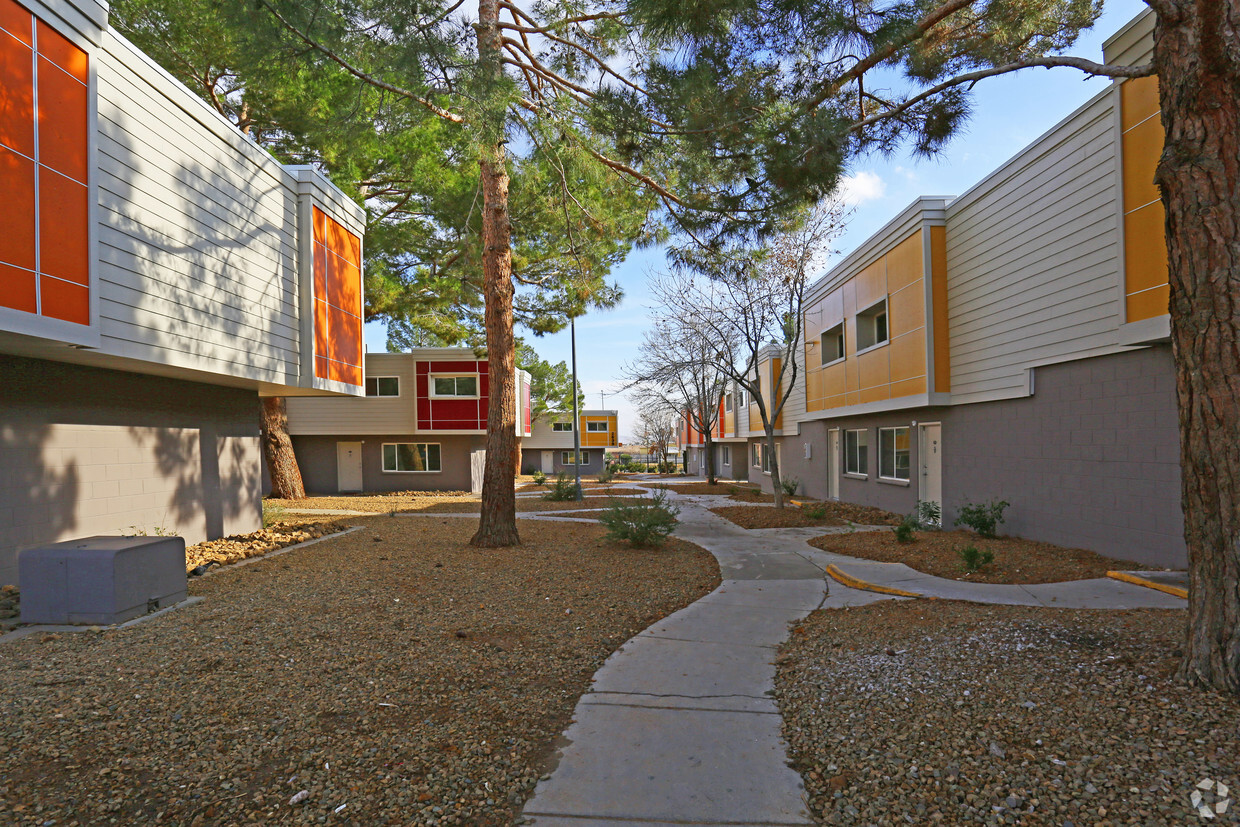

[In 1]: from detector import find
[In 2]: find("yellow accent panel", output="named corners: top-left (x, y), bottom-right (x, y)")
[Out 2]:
top-left (841, 280), bottom-right (857, 335)
top-left (885, 230), bottom-right (923, 293)
top-left (1127, 284), bottom-right (1170, 322)
top-left (888, 282), bottom-right (925, 336)
top-left (822, 361), bottom-right (848, 399)
top-left (889, 376), bottom-right (927, 398)
top-left (1121, 75), bottom-right (1160, 131)
top-left (888, 331), bottom-right (925, 383)
top-left (724, 410), bottom-right (735, 433)
top-left (845, 391), bottom-right (860, 406)
top-left (930, 225), bottom-right (950, 394)
top-left (858, 382), bottom-right (892, 404)
top-left (1122, 113), bottom-right (1163, 213)
top-left (1124, 201), bottom-right (1169, 295)
top-left (857, 346), bottom-right (889, 390)
top-left (854, 260), bottom-right (886, 312)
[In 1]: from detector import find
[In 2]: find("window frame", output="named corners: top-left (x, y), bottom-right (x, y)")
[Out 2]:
top-left (751, 442), bottom-right (761, 468)
top-left (551, 421), bottom-right (574, 432)
top-left (561, 449), bottom-right (589, 465)
top-left (855, 298), bottom-right (890, 354)
top-left (365, 376), bottom-right (400, 397)
top-left (844, 429), bottom-right (868, 477)
top-left (820, 322), bottom-right (846, 366)
top-left (878, 426), bottom-right (911, 483)
top-left (381, 442), bottom-right (442, 473)
top-left (585, 421), bottom-right (609, 432)
top-left (724, 393), bottom-right (733, 412)
top-left (430, 374), bottom-right (480, 398)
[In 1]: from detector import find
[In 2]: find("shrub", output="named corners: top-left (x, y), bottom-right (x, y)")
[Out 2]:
top-left (598, 490), bottom-right (681, 548)
top-left (956, 544), bottom-right (995, 573)
top-left (531, 469), bottom-right (547, 486)
top-left (543, 473), bottom-right (579, 501)
top-left (658, 461), bottom-right (676, 474)
top-left (954, 499), bottom-right (1010, 539)
top-left (262, 501), bottom-right (287, 527)
top-left (597, 466), bottom-right (615, 484)
top-left (916, 499), bottom-right (942, 528)
top-left (802, 502), bottom-right (828, 520)
top-left (892, 513), bottom-right (919, 543)
top-left (780, 476), bottom-right (800, 497)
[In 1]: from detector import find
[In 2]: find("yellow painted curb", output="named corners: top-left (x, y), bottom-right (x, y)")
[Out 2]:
top-left (826, 564), bottom-right (926, 598)
top-left (1106, 570), bottom-right (1188, 600)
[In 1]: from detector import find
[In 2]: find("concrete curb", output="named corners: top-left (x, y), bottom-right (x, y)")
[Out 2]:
top-left (1107, 570), bottom-right (1188, 599)
top-left (825, 563), bottom-right (926, 598)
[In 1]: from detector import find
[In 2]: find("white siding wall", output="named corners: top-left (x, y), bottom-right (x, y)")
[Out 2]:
top-left (93, 33), bottom-right (303, 385)
top-left (944, 91), bottom-right (1123, 403)
top-left (286, 355), bottom-right (416, 435)
top-left (525, 418), bottom-right (576, 450)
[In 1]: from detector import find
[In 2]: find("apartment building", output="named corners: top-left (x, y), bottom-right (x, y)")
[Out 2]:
top-left (746, 10), bottom-right (1183, 568)
top-left (678, 386), bottom-right (750, 480)
top-left (284, 350), bottom-right (532, 493)
top-left (0, 0), bottom-right (366, 584)
top-left (522, 410), bottom-right (618, 475)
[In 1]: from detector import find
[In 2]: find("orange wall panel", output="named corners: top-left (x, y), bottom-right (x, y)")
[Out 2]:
top-left (39, 273), bottom-right (87, 323)
top-left (857, 346), bottom-right (890, 391)
top-left (930, 225), bottom-right (950, 393)
top-left (36, 56), bottom-right (88, 181)
top-left (312, 207), bottom-right (364, 385)
top-left (1127, 284), bottom-right (1169, 322)
top-left (1121, 115), bottom-right (1163, 213)
top-left (35, 20), bottom-right (85, 81)
top-left (853, 260), bottom-right (885, 311)
top-left (889, 376), bottom-right (926, 399)
top-left (888, 281), bottom-right (924, 337)
top-left (887, 331), bottom-right (925, 384)
top-left (0, 145), bottom-right (36, 270)
top-left (0, 28), bottom-right (35, 157)
top-left (884, 230), bottom-right (923, 293)
top-left (1121, 76), bottom-right (1169, 324)
top-left (0, 0), bottom-right (32, 46)
top-left (38, 169), bottom-right (88, 284)
top-left (1124, 203), bottom-right (1170, 295)
top-left (0, 260), bottom-right (35, 312)
top-left (1120, 75), bottom-right (1159, 130)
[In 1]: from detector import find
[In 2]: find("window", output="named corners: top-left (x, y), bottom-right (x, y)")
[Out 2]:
top-left (365, 376), bottom-right (399, 397)
top-left (821, 322), bottom-right (845, 364)
top-left (562, 450), bottom-right (589, 465)
top-left (552, 421), bottom-right (573, 432)
top-left (879, 427), bottom-right (911, 481)
top-left (432, 375), bottom-right (478, 397)
top-left (762, 443), bottom-right (771, 473)
top-left (724, 393), bottom-right (733, 412)
top-left (856, 299), bottom-right (889, 351)
top-left (751, 442), bottom-right (762, 467)
top-left (382, 443), bottom-right (441, 472)
top-left (586, 421), bottom-right (608, 432)
top-left (722, 445), bottom-right (731, 465)
top-left (845, 429), bottom-right (868, 476)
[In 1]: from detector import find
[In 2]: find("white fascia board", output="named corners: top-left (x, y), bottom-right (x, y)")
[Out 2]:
top-left (1117, 315), bottom-right (1170, 346)
top-left (799, 392), bottom-right (954, 422)
top-left (285, 165), bottom-right (366, 237)
top-left (1102, 8), bottom-right (1155, 65)
top-left (23, 0), bottom-right (106, 45)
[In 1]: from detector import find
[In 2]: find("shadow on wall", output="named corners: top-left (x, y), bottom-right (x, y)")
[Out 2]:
top-left (0, 424), bottom-right (80, 586)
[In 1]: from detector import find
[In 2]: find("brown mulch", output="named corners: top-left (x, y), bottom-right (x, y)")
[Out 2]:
top-left (651, 482), bottom-right (758, 496)
top-left (267, 491), bottom-right (475, 513)
top-left (778, 602), bottom-right (1218, 826)
top-left (813, 501), bottom-right (904, 526)
top-left (809, 528), bottom-right (1156, 584)
top-left (0, 518), bottom-right (719, 826)
top-left (729, 490), bottom-right (776, 503)
top-left (711, 505), bottom-right (845, 529)
top-left (185, 520), bottom-right (350, 572)
top-left (416, 497), bottom-right (639, 513)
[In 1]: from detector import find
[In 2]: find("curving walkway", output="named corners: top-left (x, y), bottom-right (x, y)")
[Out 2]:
top-left (518, 483), bottom-right (1186, 826)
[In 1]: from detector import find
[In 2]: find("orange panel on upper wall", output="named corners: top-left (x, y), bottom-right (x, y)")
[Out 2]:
top-left (312, 206), bottom-right (364, 385)
top-left (0, 260), bottom-right (35, 313)
top-left (0, 27), bottom-right (35, 157)
top-left (0, 145), bottom-right (36, 272)
top-left (38, 170), bottom-right (89, 285)
top-left (36, 55), bottom-right (88, 181)
top-left (0, 0), bottom-right (32, 46)
top-left (1121, 76), bottom-right (1169, 324)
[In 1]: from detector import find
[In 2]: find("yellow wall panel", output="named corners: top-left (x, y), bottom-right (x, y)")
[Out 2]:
top-left (822, 393), bottom-right (846, 409)
top-left (845, 391), bottom-right (859, 406)
top-left (859, 382), bottom-right (892, 404)
top-left (1121, 75), bottom-right (1160, 130)
top-left (930, 225), bottom-right (951, 393)
top-left (1125, 202), bottom-right (1169, 294)
top-left (1127, 284), bottom-right (1170, 323)
top-left (854, 260), bottom-right (886, 312)
top-left (889, 377), bottom-right (926, 399)
top-left (857, 346), bottom-right (890, 390)
top-left (888, 282), bottom-right (925, 337)
top-left (822, 361), bottom-right (847, 398)
top-left (841, 280), bottom-right (857, 338)
top-left (888, 331), bottom-right (926, 383)
top-left (885, 230), bottom-right (923, 293)
top-left (1122, 114), bottom-right (1164, 213)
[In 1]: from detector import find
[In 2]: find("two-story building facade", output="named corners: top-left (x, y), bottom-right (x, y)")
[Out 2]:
top-left (522, 409), bottom-right (618, 475)
top-left (284, 350), bottom-right (532, 493)
top-left (745, 10), bottom-right (1183, 568)
top-left (0, 0), bottom-right (365, 584)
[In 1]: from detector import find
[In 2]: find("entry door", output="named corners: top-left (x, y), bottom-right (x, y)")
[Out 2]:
top-left (919, 424), bottom-right (942, 524)
top-left (541, 450), bottom-right (555, 473)
top-left (336, 442), bottom-right (363, 492)
top-left (827, 430), bottom-right (840, 500)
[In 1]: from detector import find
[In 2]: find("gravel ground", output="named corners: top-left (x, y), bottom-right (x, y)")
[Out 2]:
top-left (777, 601), bottom-right (1235, 826)
top-left (809, 529), bottom-right (1155, 584)
top-left (417, 497), bottom-right (642, 514)
top-left (185, 520), bottom-right (349, 572)
top-left (267, 492), bottom-right (475, 513)
top-left (710, 505), bottom-right (846, 529)
top-left (0, 517), bottom-right (719, 826)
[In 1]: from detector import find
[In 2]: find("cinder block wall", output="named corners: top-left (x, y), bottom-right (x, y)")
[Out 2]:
top-left (0, 356), bottom-right (262, 585)
top-left (293, 434), bottom-right (484, 493)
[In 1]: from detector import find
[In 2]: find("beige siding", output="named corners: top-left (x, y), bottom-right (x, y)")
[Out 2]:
top-left (526, 418), bottom-right (576, 449)
top-left (944, 91), bottom-right (1122, 403)
top-left (286, 355), bottom-right (416, 435)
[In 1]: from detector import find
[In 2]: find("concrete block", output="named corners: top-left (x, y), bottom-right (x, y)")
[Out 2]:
top-left (19, 535), bottom-right (187, 625)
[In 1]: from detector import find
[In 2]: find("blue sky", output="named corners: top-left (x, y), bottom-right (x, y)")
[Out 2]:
top-left (365, 0), bottom-right (1148, 442)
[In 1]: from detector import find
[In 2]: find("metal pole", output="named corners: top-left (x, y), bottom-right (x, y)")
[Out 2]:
top-left (570, 316), bottom-right (583, 500)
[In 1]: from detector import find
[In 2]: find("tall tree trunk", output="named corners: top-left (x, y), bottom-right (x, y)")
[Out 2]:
top-left (703, 432), bottom-right (716, 484)
top-left (260, 397), bottom-right (305, 500)
top-left (1156, 4), bottom-right (1240, 693)
top-left (514, 436), bottom-right (523, 477)
top-left (767, 431), bottom-right (784, 509)
top-left (470, 0), bottom-right (519, 546)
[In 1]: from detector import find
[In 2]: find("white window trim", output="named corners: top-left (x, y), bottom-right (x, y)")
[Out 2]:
top-left (820, 322), bottom-right (846, 367)
top-left (585, 421), bottom-right (609, 432)
top-left (381, 442), bottom-right (442, 473)
top-left (855, 298), bottom-right (890, 355)
top-left (430, 374), bottom-right (480, 399)
top-left (724, 393), bottom-right (733, 412)
top-left (552, 421), bottom-right (574, 432)
top-left (722, 445), bottom-right (731, 465)
top-left (365, 376), bottom-right (401, 397)
top-left (561, 450), bottom-right (590, 465)
top-left (877, 426), bottom-right (911, 483)
top-left (844, 428), bottom-right (868, 478)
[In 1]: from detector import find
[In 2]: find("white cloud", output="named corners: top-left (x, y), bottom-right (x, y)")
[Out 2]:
top-left (838, 171), bottom-right (887, 205)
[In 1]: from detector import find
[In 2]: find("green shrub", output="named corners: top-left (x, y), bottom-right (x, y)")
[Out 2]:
top-left (916, 499), bottom-right (942, 528)
top-left (956, 544), bottom-right (995, 573)
top-left (892, 513), bottom-right (919, 543)
top-left (802, 502), bottom-right (828, 520)
top-left (262, 501), bottom-right (287, 527)
top-left (597, 466), bottom-right (615, 484)
top-left (780, 476), bottom-right (799, 497)
top-left (658, 461), bottom-right (676, 474)
top-left (543, 473), bottom-right (579, 501)
top-left (531, 469), bottom-right (547, 486)
top-left (954, 499), bottom-right (1010, 539)
top-left (598, 490), bottom-right (681, 548)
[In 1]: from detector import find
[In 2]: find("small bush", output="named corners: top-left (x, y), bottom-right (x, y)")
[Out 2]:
top-left (598, 490), bottom-right (681, 548)
top-left (892, 513), bottom-right (919, 543)
top-left (658, 461), bottom-right (676, 474)
top-left (916, 499), bottom-right (942, 528)
top-left (262, 501), bottom-right (287, 527)
top-left (597, 466), bottom-right (615, 484)
top-left (954, 499), bottom-right (1010, 539)
top-left (531, 469), bottom-right (547, 486)
top-left (802, 502), bottom-right (828, 520)
top-left (956, 544), bottom-right (995, 573)
top-left (780, 476), bottom-right (800, 497)
top-left (543, 473), bottom-right (579, 501)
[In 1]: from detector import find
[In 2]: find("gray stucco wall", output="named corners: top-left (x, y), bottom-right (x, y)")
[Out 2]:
top-left (0, 355), bottom-right (262, 585)
top-left (520, 448), bottom-right (605, 476)
top-left (292, 434), bottom-right (485, 494)
top-left (755, 346), bottom-right (1184, 568)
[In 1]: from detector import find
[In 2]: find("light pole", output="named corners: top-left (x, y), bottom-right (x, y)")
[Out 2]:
top-left (570, 315), bottom-right (583, 501)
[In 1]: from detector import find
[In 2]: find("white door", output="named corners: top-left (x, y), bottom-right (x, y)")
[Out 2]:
top-left (919, 423), bottom-right (942, 524)
top-left (541, 450), bottom-right (555, 473)
top-left (336, 441), bottom-right (363, 492)
top-left (828, 430), bottom-right (840, 500)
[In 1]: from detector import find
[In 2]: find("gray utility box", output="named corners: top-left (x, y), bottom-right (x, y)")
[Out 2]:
top-left (19, 536), bottom-right (187, 625)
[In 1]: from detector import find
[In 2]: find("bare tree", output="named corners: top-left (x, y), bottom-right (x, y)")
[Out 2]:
top-left (623, 317), bottom-right (731, 484)
top-left (653, 200), bottom-right (844, 506)
top-left (631, 401), bottom-right (678, 471)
